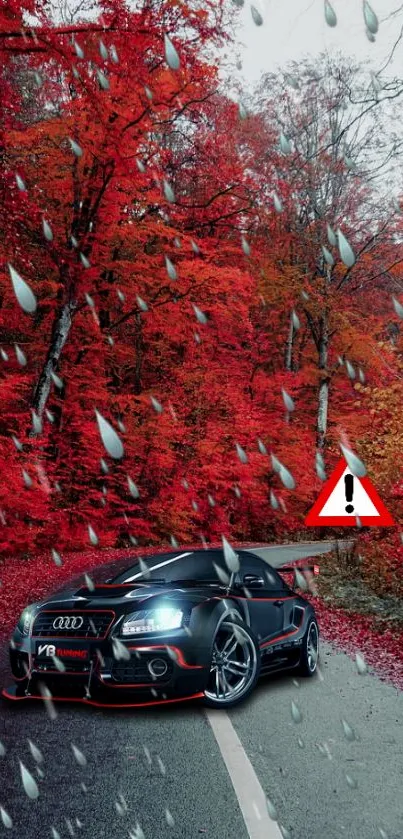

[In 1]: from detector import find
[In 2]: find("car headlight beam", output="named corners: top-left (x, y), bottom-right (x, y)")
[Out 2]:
top-left (121, 607), bottom-right (184, 636)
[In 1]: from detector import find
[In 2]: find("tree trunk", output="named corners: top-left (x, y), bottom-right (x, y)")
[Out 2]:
top-left (32, 300), bottom-right (76, 417)
top-left (285, 316), bottom-right (294, 371)
top-left (316, 289), bottom-right (330, 450)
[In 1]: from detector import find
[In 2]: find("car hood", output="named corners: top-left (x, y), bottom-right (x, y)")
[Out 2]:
top-left (38, 581), bottom-right (227, 611)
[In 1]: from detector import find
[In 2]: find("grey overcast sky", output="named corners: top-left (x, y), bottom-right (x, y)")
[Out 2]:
top-left (233, 0), bottom-right (403, 84)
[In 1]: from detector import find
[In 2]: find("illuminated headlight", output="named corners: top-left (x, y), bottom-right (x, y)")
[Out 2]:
top-left (121, 608), bottom-right (184, 636)
top-left (17, 607), bottom-right (34, 636)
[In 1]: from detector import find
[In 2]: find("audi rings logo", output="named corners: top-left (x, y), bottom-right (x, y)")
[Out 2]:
top-left (52, 615), bottom-right (84, 630)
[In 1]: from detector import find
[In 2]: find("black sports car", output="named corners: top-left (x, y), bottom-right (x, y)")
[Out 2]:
top-left (2, 548), bottom-right (319, 709)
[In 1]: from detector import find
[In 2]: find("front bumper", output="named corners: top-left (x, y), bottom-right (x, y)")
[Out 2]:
top-left (3, 630), bottom-right (210, 707)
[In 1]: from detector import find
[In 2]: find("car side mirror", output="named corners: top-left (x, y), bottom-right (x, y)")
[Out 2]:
top-left (243, 574), bottom-right (265, 589)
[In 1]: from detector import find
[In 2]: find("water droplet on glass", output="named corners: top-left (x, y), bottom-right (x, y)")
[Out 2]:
top-left (71, 744), bottom-right (87, 766)
top-left (251, 4), bottom-right (263, 25)
top-left (95, 410), bottom-right (124, 459)
top-left (363, 0), bottom-right (378, 34)
top-left (341, 718), bottom-right (355, 741)
top-left (69, 138), bottom-right (83, 157)
top-left (392, 296), bottom-right (403, 318)
top-left (0, 807), bottom-right (12, 829)
top-left (281, 389), bottom-right (295, 412)
top-left (266, 797), bottom-right (278, 820)
top-left (88, 525), bottom-right (98, 546)
top-left (31, 409), bottom-right (42, 435)
top-left (291, 699), bottom-right (302, 723)
top-left (345, 360), bottom-right (355, 379)
top-left (339, 445), bottom-right (366, 477)
top-left (355, 652), bottom-right (368, 674)
top-left (19, 760), bottom-right (39, 799)
top-left (97, 69), bottom-right (109, 90)
top-left (279, 464), bottom-right (295, 490)
top-left (137, 295), bottom-right (148, 311)
top-left (15, 344), bottom-right (27, 366)
top-left (42, 218), bottom-right (53, 241)
top-left (16, 173), bottom-right (26, 191)
top-left (270, 490), bottom-right (279, 510)
top-left (222, 535), bottom-right (240, 572)
top-left (99, 39), bottom-right (108, 60)
top-left (164, 33), bottom-right (180, 70)
top-left (192, 304), bottom-right (207, 325)
top-left (337, 229), bottom-right (355, 267)
top-left (291, 309), bottom-right (300, 330)
top-left (324, 0), bottom-right (337, 26)
top-left (8, 264), bottom-right (37, 313)
top-left (110, 45), bottom-right (119, 64)
top-left (128, 477), bottom-right (140, 498)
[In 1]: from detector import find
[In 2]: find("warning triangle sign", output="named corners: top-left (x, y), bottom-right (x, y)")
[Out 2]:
top-left (305, 458), bottom-right (395, 527)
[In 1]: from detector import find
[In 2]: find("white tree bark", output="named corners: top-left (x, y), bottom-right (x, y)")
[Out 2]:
top-left (32, 301), bottom-right (75, 418)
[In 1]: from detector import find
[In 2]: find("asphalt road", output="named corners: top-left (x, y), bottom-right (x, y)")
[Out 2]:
top-left (2, 538), bottom-right (401, 839)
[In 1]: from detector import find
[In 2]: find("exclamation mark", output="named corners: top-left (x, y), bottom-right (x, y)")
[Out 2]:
top-left (345, 474), bottom-right (354, 513)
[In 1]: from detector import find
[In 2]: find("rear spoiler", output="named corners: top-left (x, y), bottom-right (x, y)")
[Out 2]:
top-left (279, 564), bottom-right (320, 576)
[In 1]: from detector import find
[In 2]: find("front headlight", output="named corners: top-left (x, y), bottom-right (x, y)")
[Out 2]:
top-left (121, 607), bottom-right (184, 636)
top-left (17, 607), bottom-right (34, 636)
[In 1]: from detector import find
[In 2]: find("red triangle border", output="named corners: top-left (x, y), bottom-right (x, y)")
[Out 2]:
top-left (305, 458), bottom-right (396, 527)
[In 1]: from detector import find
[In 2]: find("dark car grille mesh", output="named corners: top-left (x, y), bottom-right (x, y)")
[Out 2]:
top-left (103, 654), bottom-right (173, 685)
top-left (32, 612), bottom-right (114, 638)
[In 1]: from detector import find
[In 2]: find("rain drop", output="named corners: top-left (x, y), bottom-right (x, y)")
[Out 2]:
top-left (258, 439), bottom-right (267, 455)
top-left (327, 224), bottom-right (337, 246)
top-left (110, 45), bottom-right (119, 64)
top-left (355, 652), bottom-right (368, 674)
top-left (99, 39), bottom-right (108, 60)
top-left (291, 700), bottom-right (302, 723)
top-left (0, 807), bottom-right (12, 829)
top-left (19, 761), bottom-right (39, 799)
top-left (337, 229), bottom-right (355, 267)
top-left (270, 490), bottom-right (279, 509)
top-left (341, 718), bottom-right (355, 741)
top-left (15, 344), bottom-right (27, 366)
top-left (42, 218), bottom-right (53, 241)
top-left (0, 741), bottom-right (5, 757)
top-left (324, 0), bottom-right (337, 26)
top-left (73, 39), bottom-right (84, 59)
top-left (51, 371), bottom-right (63, 389)
top-left (291, 309), bottom-right (300, 330)
top-left (192, 304), bottom-right (207, 325)
top-left (273, 192), bottom-right (283, 213)
top-left (69, 138), bottom-right (83, 157)
top-left (80, 252), bottom-right (91, 268)
top-left (95, 410), bottom-right (124, 459)
top-left (128, 477), bottom-right (140, 498)
top-left (281, 388), bottom-right (295, 412)
top-left (97, 69), bottom-right (109, 90)
top-left (392, 296), bottom-right (403, 318)
top-left (345, 772), bottom-right (358, 789)
top-left (266, 797), bottom-right (278, 820)
top-left (165, 256), bottom-right (177, 281)
top-left (363, 0), bottom-right (378, 34)
top-left (280, 132), bottom-right (291, 154)
top-left (137, 296), bottom-right (148, 311)
top-left (31, 410), bottom-right (42, 435)
top-left (22, 470), bottom-right (32, 488)
top-left (340, 445), bottom-right (366, 477)
top-left (88, 525), bottom-right (98, 546)
top-left (222, 535), bottom-right (240, 572)
top-left (241, 236), bottom-right (251, 256)
top-left (84, 573), bottom-right (94, 592)
top-left (251, 4), bottom-right (263, 25)
top-left (150, 396), bottom-right (163, 413)
top-left (8, 264), bottom-right (37, 314)
top-left (16, 173), bottom-right (26, 191)
top-left (279, 464), bottom-right (296, 490)
top-left (236, 443), bottom-right (248, 463)
top-left (322, 245), bottom-right (334, 266)
top-left (164, 34), bottom-right (180, 70)
top-left (345, 360), bottom-right (355, 379)
top-left (52, 549), bottom-right (63, 567)
top-left (71, 744), bottom-right (87, 767)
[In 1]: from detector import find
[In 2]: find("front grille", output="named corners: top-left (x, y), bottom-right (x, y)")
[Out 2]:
top-left (32, 611), bottom-right (114, 639)
top-left (103, 654), bottom-right (173, 685)
top-left (34, 659), bottom-right (91, 673)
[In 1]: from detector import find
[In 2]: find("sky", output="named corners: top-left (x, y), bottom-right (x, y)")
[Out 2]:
top-left (232, 0), bottom-right (403, 86)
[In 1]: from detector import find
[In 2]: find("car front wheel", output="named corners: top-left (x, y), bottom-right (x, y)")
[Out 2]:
top-left (203, 618), bottom-right (261, 709)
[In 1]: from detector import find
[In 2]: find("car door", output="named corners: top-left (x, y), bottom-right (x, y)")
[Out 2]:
top-left (237, 558), bottom-right (296, 645)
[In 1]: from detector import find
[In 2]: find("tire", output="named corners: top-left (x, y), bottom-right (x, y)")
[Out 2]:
top-left (298, 618), bottom-right (319, 677)
top-left (203, 617), bottom-right (261, 709)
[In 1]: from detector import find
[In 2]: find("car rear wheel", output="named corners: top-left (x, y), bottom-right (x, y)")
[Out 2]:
top-left (203, 618), bottom-right (260, 709)
top-left (298, 618), bottom-right (319, 677)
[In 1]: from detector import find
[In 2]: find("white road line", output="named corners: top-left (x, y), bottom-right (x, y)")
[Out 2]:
top-left (206, 709), bottom-right (283, 839)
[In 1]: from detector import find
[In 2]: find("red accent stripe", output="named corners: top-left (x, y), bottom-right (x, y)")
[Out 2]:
top-left (1, 688), bottom-right (204, 709)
